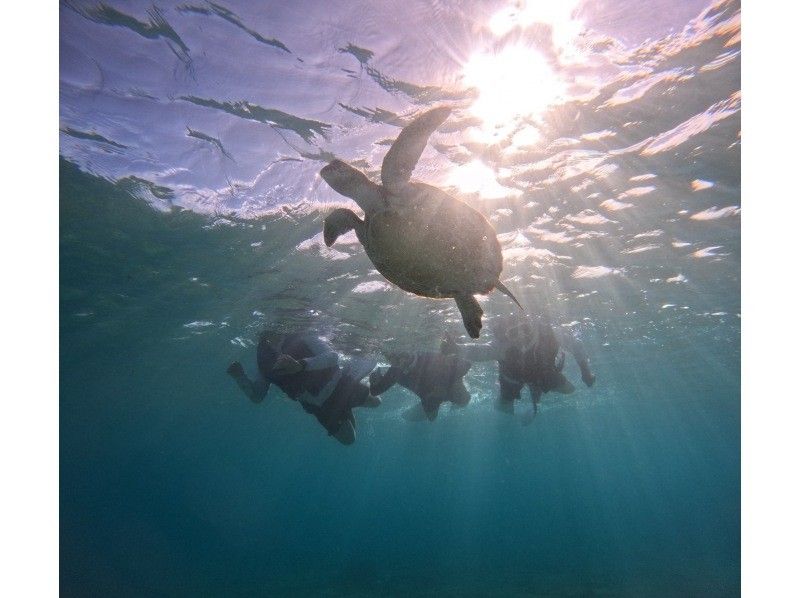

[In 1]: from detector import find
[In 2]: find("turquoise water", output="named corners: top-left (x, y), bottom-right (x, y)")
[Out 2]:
top-left (60, 0), bottom-right (740, 595)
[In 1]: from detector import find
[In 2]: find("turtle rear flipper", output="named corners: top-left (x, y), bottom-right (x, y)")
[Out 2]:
top-left (382, 106), bottom-right (452, 192)
top-left (455, 293), bottom-right (483, 339)
top-left (324, 208), bottom-right (366, 246)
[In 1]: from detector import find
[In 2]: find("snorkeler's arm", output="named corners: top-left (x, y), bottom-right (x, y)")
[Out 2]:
top-left (227, 362), bottom-right (270, 403)
top-left (556, 329), bottom-right (595, 387)
top-left (249, 376), bottom-right (271, 401)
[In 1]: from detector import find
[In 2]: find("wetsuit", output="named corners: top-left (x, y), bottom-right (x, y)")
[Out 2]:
top-left (369, 352), bottom-right (472, 419)
top-left (497, 321), bottom-right (563, 407)
top-left (256, 334), bottom-right (372, 437)
top-left (456, 319), bottom-right (593, 410)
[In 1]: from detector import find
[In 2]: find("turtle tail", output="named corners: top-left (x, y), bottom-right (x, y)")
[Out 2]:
top-left (495, 281), bottom-right (523, 310)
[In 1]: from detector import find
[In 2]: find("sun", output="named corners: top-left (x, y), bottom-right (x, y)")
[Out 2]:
top-left (452, 43), bottom-right (564, 197)
top-left (462, 44), bottom-right (566, 139)
top-left (447, 1), bottom-right (587, 198)
top-left (460, 0), bottom-right (584, 144)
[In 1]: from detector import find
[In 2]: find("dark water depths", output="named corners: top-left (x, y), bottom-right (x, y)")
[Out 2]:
top-left (61, 0), bottom-right (740, 595)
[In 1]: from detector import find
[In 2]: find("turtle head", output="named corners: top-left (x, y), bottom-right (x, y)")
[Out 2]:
top-left (320, 160), bottom-right (380, 213)
top-left (321, 160), bottom-right (361, 196)
top-left (321, 159), bottom-right (349, 181)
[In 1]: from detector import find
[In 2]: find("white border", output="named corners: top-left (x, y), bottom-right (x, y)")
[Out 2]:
top-left (741, 0), bottom-right (800, 594)
top-left (4, 0), bottom-right (797, 595)
top-left (0, 4), bottom-right (59, 597)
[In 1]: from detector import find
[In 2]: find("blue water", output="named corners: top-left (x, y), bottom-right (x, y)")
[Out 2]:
top-left (60, 0), bottom-right (740, 595)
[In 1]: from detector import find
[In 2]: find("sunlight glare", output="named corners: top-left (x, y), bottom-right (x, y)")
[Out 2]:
top-left (446, 159), bottom-right (521, 200)
top-left (489, 0), bottom-right (583, 52)
top-left (512, 126), bottom-right (542, 148)
top-left (462, 44), bottom-right (566, 140)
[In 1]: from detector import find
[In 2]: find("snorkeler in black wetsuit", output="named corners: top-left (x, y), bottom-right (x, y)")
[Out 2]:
top-left (368, 349), bottom-right (473, 421)
top-left (227, 332), bottom-right (379, 445)
top-left (445, 315), bottom-right (596, 419)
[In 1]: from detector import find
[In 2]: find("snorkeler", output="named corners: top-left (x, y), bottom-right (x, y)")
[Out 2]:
top-left (442, 314), bottom-right (595, 419)
top-left (368, 349), bottom-right (473, 422)
top-left (227, 332), bottom-right (380, 445)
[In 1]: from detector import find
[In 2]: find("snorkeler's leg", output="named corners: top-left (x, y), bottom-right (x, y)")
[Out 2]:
top-left (351, 377), bottom-right (381, 407)
top-left (369, 366), bottom-right (400, 396)
top-left (332, 419), bottom-right (356, 445)
top-left (496, 377), bottom-right (521, 414)
top-left (363, 394), bottom-right (382, 407)
top-left (402, 403), bottom-right (429, 422)
top-left (419, 395), bottom-right (442, 421)
top-left (578, 360), bottom-right (595, 387)
top-left (309, 396), bottom-right (356, 446)
top-left (521, 385), bottom-right (541, 426)
top-left (425, 403), bottom-right (440, 421)
top-left (226, 362), bottom-right (269, 403)
top-left (560, 331), bottom-right (596, 387)
top-left (350, 380), bottom-right (381, 408)
top-left (449, 381), bottom-right (472, 407)
top-left (531, 386), bottom-right (542, 414)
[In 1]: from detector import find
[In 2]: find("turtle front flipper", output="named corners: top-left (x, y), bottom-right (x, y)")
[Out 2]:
top-left (455, 293), bottom-right (484, 339)
top-left (381, 106), bottom-right (452, 193)
top-left (324, 208), bottom-right (366, 246)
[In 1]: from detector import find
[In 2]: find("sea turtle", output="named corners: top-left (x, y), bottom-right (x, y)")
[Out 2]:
top-left (319, 106), bottom-right (520, 338)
